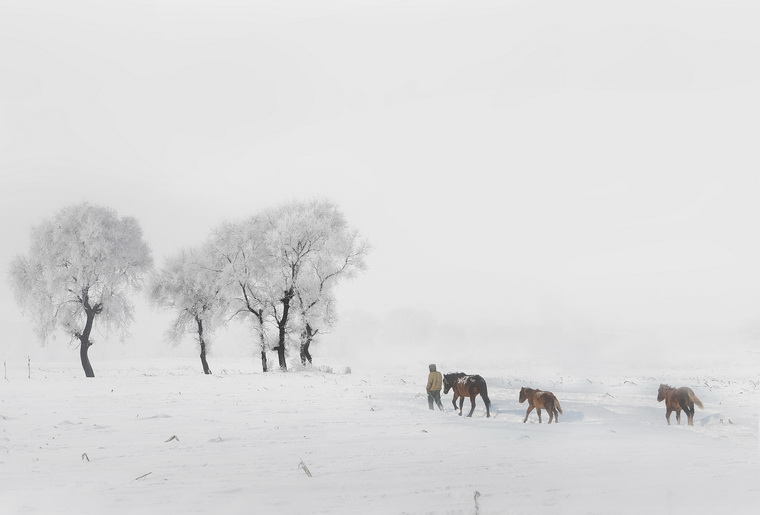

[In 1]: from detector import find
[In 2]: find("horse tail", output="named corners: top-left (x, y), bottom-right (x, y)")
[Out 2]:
top-left (478, 377), bottom-right (491, 409)
top-left (689, 390), bottom-right (704, 410)
top-left (554, 395), bottom-right (563, 415)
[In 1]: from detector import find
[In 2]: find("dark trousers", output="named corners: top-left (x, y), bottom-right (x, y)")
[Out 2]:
top-left (428, 390), bottom-right (443, 410)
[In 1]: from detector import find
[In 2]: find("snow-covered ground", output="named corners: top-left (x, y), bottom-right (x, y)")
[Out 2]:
top-left (1, 358), bottom-right (759, 514)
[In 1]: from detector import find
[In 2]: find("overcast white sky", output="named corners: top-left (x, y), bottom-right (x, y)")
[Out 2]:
top-left (1, 0), bottom-right (759, 367)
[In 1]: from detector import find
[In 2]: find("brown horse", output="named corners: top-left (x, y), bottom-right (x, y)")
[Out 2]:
top-left (519, 387), bottom-right (562, 423)
top-left (657, 384), bottom-right (703, 426)
top-left (443, 372), bottom-right (491, 418)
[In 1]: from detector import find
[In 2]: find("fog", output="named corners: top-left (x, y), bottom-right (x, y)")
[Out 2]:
top-left (1, 1), bottom-right (759, 374)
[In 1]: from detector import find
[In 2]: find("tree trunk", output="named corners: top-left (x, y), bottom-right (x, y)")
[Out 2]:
top-left (255, 311), bottom-right (268, 373)
top-left (200, 347), bottom-right (212, 375)
top-left (79, 309), bottom-right (96, 378)
top-left (79, 339), bottom-right (94, 378)
top-left (275, 289), bottom-right (292, 370)
top-left (242, 285), bottom-right (269, 373)
top-left (300, 323), bottom-right (314, 365)
top-left (196, 317), bottom-right (212, 375)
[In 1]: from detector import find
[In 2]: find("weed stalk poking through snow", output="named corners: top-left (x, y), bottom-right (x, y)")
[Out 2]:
top-left (298, 459), bottom-right (312, 477)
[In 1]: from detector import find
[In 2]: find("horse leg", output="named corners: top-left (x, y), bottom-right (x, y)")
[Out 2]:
top-left (451, 394), bottom-right (459, 413)
top-left (675, 409), bottom-right (681, 425)
top-left (536, 408), bottom-right (542, 423)
top-left (685, 404), bottom-right (695, 426)
top-left (458, 396), bottom-right (465, 416)
top-left (548, 404), bottom-right (554, 424)
top-left (467, 395), bottom-right (476, 417)
top-left (523, 405), bottom-right (534, 423)
top-left (666, 408), bottom-right (672, 425)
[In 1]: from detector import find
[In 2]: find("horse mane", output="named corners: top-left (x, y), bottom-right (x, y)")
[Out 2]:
top-left (657, 384), bottom-right (675, 402)
top-left (443, 372), bottom-right (466, 392)
top-left (519, 386), bottom-right (534, 403)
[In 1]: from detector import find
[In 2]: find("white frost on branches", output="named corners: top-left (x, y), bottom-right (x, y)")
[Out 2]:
top-left (290, 202), bottom-right (369, 335)
top-left (260, 200), bottom-right (369, 364)
top-left (209, 199), bottom-right (370, 368)
top-left (149, 245), bottom-right (229, 348)
top-left (9, 203), bottom-right (153, 344)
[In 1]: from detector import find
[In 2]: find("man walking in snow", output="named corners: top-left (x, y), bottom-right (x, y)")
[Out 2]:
top-left (426, 364), bottom-right (444, 410)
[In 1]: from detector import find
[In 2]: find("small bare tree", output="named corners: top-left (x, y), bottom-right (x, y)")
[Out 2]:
top-left (8, 203), bottom-right (152, 377)
top-left (149, 246), bottom-right (228, 374)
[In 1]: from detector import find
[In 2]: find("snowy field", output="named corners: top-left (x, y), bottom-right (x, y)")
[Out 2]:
top-left (1, 358), bottom-right (759, 515)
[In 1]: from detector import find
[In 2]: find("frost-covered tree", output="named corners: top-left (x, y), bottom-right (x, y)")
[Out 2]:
top-left (9, 203), bottom-right (152, 377)
top-left (294, 218), bottom-right (369, 364)
top-left (209, 218), bottom-right (276, 372)
top-left (149, 246), bottom-right (228, 375)
top-left (261, 199), bottom-right (369, 369)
